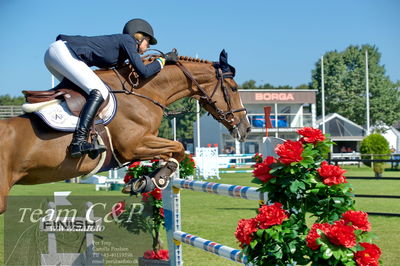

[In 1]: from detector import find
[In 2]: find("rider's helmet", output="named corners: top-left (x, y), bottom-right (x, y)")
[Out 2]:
top-left (123, 18), bottom-right (157, 45)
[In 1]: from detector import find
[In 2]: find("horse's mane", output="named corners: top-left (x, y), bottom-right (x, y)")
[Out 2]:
top-left (144, 55), bottom-right (211, 64)
top-left (177, 56), bottom-right (211, 64)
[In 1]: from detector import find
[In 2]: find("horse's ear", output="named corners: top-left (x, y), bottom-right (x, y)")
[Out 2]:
top-left (219, 49), bottom-right (228, 66)
top-left (218, 49), bottom-right (235, 78)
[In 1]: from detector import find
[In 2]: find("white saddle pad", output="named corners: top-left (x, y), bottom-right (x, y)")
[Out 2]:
top-left (21, 92), bottom-right (117, 132)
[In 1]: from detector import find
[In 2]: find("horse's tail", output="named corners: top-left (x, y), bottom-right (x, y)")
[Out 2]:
top-left (0, 118), bottom-right (16, 173)
top-left (0, 119), bottom-right (11, 165)
top-left (0, 119), bottom-right (7, 152)
top-left (0, 119), bottom-right (12, 213)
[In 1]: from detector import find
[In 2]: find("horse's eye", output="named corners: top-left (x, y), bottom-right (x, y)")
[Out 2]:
top-left (231, 86), bottom-right (238, 92)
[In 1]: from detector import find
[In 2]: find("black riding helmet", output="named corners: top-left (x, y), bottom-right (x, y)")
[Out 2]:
top-left (123, 18), bottom-right (157, 45)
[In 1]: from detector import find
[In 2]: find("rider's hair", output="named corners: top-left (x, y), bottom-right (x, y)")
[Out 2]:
top-left (134, 32), bottom-right (144, 42)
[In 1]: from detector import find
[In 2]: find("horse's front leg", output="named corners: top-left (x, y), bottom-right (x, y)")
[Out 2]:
top-left (133, 135), bottom-right (186, 162)
top-left (122, 135), bottom-right (185, 194)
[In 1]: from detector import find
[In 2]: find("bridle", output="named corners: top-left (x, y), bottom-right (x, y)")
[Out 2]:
top-left (175, 62), bottom-right (247, 127)
top-left (111, 60), bottom-right (247, 128)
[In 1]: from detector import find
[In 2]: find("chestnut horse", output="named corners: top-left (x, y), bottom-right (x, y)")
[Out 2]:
top-left (0, 51), bottom-right (251, 214)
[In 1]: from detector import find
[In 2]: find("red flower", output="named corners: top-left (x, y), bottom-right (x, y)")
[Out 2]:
top-left (159, 207), bottom-right (165, 217)
top-left (275, 140), bottom-right (303, 165)
top-left (326, 221), bottom-right (356, 248)
top-left (297, 127), bottom-right (325, 144)
top-left (142, 192), bottom-right (150, 202)
top-left (235, 218), bottom-right (258, 248)
top-left (317, 161), bottom-right (347, 185)
top-left (354, 242), bottom-right (381, 266)
top-left (151, 159), bottom-right (160, 163)
top-left (143, 250), bottom-right (156, 259)
top-left (143, 249), bottom-right (169, 260)
top-left (111, 201), bottom-right (125, 217)
top-left (124, 173), bottom-right (133, 184)
top-left (155, 249), bottom-right (169, 260)
top-left (342, 210), bottom-right (371, 231)
top-left (306, 223), bottom-right (330, 250)
top-left (253, 156), bottom-right (276, 183)
top-left (128, 161), bottom-right (141, 168)
top-left (150, 188), bottom-right (163, 200)
top-left (255, 203), bottom-right (288, 229)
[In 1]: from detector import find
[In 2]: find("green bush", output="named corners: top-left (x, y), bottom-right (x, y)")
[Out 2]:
top-left (360, 133), bottom-right (390, 177)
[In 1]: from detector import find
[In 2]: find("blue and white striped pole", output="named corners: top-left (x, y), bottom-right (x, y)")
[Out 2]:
top-left (174, 231), bottom-right (248, 264)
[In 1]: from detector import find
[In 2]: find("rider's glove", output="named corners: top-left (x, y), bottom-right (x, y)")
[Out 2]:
top-left (163, 49), bottom-right (179, 64)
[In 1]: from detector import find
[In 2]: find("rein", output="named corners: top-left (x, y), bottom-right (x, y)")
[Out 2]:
top-left (110, 60), bottom-right (247, 124)
top-left (111, 68), bottom-right (168, 112)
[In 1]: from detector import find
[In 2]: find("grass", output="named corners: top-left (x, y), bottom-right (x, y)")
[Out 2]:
top-left (1, 165), bottom-right (399, 265)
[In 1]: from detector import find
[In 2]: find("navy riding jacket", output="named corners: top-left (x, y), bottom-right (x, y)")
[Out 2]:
top-left (56, 34), bottom-right (161, 78)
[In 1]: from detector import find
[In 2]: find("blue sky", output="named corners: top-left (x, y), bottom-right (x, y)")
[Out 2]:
top-left (0, 0), bottom-right (399, 96)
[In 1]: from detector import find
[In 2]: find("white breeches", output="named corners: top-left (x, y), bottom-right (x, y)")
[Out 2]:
top-left (44, 40), bottom-right (109, 99)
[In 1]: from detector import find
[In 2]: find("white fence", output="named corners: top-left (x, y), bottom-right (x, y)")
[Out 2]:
top-left (0, 105), bottom-right (23, 119)
top-left (331, 152), bottom-right (361, 165)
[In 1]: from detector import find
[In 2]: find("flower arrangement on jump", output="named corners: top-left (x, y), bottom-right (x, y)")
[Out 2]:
top-left (178, 153), bottom-right (196, 178)
top-left (116, 153), bottom-right (196, 261)
top-left (235, 127), bottom-right (381, 266)
top-left (251, 152), bottom-right (264, 166)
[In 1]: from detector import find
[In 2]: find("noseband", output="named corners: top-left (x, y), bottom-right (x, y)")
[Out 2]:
top-left (175, 62), bottom-right (247, 127)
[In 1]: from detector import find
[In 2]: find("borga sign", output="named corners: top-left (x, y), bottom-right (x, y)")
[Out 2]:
top-left (255, 92), bottom-right (295, 101)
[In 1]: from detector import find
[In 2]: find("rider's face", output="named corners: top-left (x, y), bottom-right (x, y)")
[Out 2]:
top-left (138, 37), bottom-right (150, 54)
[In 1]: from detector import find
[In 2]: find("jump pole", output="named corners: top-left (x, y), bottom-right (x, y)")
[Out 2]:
top-left (163, 178), bottom-right (267, 265)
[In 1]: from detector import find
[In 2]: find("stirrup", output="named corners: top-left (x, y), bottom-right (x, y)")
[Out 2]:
top-left (69, 141), bottom-right (106, 159)
top-left (88, 137), bottom-right (106, 159)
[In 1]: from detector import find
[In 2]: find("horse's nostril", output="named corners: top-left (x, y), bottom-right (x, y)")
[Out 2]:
top-left (247, 127), bottom-right (252, 133)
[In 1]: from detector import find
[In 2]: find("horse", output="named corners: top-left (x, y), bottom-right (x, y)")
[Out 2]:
top-left (0, 50), bottom-right (251, 214)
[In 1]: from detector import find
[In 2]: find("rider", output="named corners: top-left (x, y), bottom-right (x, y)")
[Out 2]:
top-left (44, 18), bottom-right (177, 159)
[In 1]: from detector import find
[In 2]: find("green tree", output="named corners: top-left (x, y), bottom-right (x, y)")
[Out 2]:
top-left (239, 80), bottom-right (309, 90)
top-left (360, 133), bottom-right (390, 177)
top-left (239, 80), bottom-right (258, 90)
top-left (311, 44), bottom-right (400, 128)
top-left (0, 94), bottom-right (25, 105)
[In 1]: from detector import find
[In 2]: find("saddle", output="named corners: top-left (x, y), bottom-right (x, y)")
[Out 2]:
top-left (22, 79), bottom-right (108, 117)
top-left (21, 79), bottom-right (118, 172)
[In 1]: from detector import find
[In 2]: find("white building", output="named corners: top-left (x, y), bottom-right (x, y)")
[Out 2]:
top-left (316, 113), bottom-right (366, 153)
top-left (378, 126), bottom-right (400, 152)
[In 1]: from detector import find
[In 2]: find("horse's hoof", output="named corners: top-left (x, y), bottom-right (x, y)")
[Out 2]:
top-left (121, 178), bottom-right (143, 195)
top-left (132, 176), bottom-right (155, 193)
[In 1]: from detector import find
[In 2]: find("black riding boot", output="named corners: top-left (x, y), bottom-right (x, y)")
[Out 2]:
top-left (69, 89), bottom-right (106, 159)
